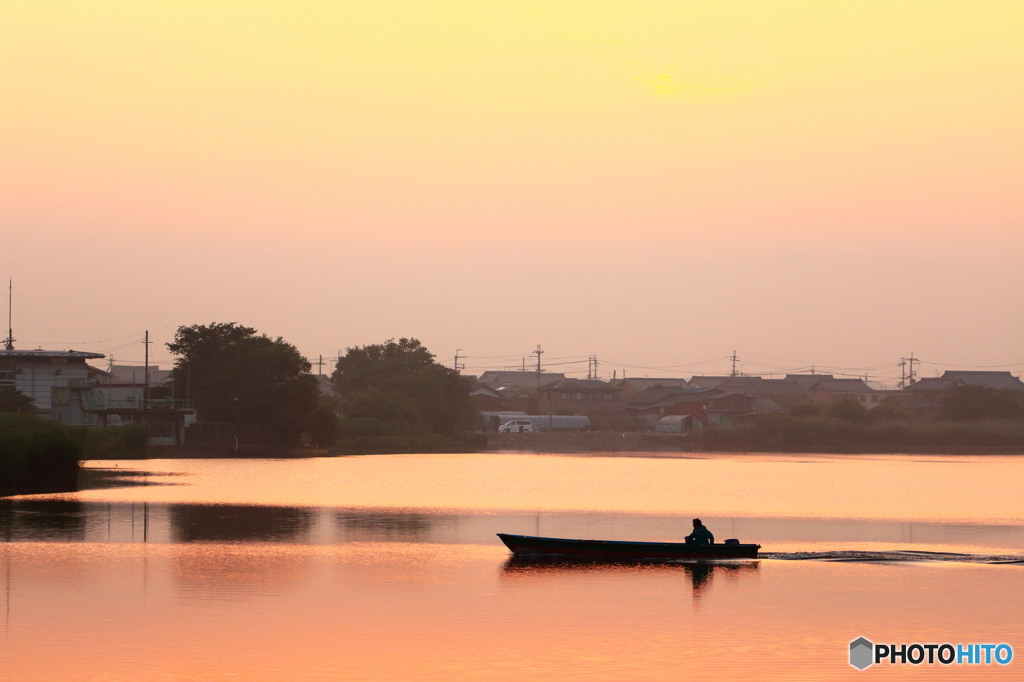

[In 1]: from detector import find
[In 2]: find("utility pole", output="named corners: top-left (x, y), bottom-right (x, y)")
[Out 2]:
top-left (4, 279), bottom-right (14, 350)
top-left (730, 350), bottom-right (739, 377)
top-left (899, 354), bottom-right (919, 388)
top-left (532, 345), bottom-right (544, 387)
top-left (143, 330), bottom-right (150, 407)
top-left (317, 354), bottom-right (324, 376)
top-left (453, 349), bottom-right (465, 373)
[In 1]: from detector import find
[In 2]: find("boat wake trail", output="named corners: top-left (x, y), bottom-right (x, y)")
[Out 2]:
top-left (761, 550), bottom-right (1024, 565)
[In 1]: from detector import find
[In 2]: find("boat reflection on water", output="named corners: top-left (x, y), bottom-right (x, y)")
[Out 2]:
top-left (501, 555), bottom-right (760, 603)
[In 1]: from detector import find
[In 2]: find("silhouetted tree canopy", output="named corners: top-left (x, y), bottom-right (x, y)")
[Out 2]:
top-left (870, 396), bottom-right (917, 421)
top-left (168, 322), bottom-right (319, 448)
top-left (828, 398), bottom-right (870, 424)
top-left (0, 387), bottom-right (36, 414)
top-left (308, 400), bottom-right (342, 448)
top-left (788, 401), bottom-right (821, 418)
top-left (331, 338), bottom-right (474, 437)
top-left (940, 383), bottom-right (1024, 421)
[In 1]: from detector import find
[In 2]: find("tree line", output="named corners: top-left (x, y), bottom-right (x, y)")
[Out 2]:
top-left (165, 323), bottom-right (476, 450)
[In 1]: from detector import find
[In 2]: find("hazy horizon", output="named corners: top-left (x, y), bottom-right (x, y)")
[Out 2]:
top-left (2, 1), bottom-right (1021, 387)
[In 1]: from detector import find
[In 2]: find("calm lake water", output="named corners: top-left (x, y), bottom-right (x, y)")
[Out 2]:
top-left (2, 452), bottom-right (1022, 681)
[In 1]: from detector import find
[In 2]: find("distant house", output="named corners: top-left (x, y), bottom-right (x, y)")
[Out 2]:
top-left (785, 374), bottom-right (836, 391)
top-left (688, 375), bottom-right (752, 390)
top-left (716, 378), bottom-right (810, 409)
top-left (626, 383), bottom-right (783, 428)
top-left (909, 371), bottom-right (1024, 392)
top-left (907, 371), bottom-right (1024, 411)
top-left (477, 371), bottom-right (566, 389)
top-left (626, 385), bottom-right (690, 414)
top-left (808, 379), bottom-right (880, 408)
top-left (470, 383), bottom-right (505, 412)
top-left (536, 378), bottom-right (625, 430)
top-left (494, 384), bottom-right (537, 413)
top-left (470, 380), bottom-right (538, 413)
top-left (646, 388), bottom-right (758, 427)
top-left (612, 377), bottom-right (689, 400)
top-left (716, 376), bottom-right (802, 399)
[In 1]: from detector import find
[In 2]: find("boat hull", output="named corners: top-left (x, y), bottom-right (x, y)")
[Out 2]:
top-left (497, 533), bottom-right (760, 560)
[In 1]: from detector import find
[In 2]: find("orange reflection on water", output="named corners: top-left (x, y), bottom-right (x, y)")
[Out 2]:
top-left (2, 541), bottom-right (1022, 681)
top-left (52, 453), bottom-right (1024, 524)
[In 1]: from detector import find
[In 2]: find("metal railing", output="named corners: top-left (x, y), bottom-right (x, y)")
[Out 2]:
top-left (82, 396), bottom-right (195, 411)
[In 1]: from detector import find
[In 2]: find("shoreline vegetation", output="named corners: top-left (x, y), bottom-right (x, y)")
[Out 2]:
top-left (0, 413), bottom-right (148, 495)
top-left (694, 415), bottom-right (1024, 454)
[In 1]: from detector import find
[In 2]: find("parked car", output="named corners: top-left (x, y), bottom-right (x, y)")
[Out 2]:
top-left (499, 419), bottom-right (534, 433)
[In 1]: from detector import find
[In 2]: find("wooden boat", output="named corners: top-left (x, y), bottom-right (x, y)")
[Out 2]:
top-left (497, 533), bottom-right (761, 560)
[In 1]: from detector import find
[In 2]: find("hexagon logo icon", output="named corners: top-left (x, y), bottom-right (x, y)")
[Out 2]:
top-left (850, 637), bottom-right (874, 670)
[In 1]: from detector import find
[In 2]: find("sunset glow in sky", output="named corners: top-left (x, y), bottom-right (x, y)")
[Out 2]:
top-left (2, 1), bottom-right (1021, 383)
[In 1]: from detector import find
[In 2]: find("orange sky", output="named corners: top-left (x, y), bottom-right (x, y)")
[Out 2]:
top-left (1, 1), bottom-right (1021, 383)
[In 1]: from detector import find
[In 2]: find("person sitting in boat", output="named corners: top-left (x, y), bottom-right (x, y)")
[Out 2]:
top-left (685, 518), bottom-right (714, 545)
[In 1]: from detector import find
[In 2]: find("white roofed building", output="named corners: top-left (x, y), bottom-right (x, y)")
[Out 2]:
top-left (0, 349), bottom-right (105, 417)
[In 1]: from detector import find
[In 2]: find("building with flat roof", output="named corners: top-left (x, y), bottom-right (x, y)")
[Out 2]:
top-left (0, 349), bottom-right (105, 417)
top-left (1, 348), bottom-right (195, 444)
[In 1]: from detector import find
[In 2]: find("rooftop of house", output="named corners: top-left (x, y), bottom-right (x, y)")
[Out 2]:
top-left (717, 378), bottom-right (809, 397)
top-left (477, 370), bottom-right (566, 387)
top-left (470, 384), bottom-right (503, 398)
top-left (539, 378), bottom-right (623, 392)
top-left (0, 349), bottom-right (104, 360)
top-left (752, 396), bottom-right (785, 413)
top-left (494, 385), bottom-right (533, 397)
top-left (688, 376), bottom-right (754, 389)
top-left (613, 377), bottom-right (690, 392)
top-left (909, 371), bottom-right (1024, 391)
top-left (809, 378), bottom-right (876, 393)
top-left (785, 373), bottom-right (836, 389)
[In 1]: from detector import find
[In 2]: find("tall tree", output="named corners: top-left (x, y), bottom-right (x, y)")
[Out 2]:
top-left (168, 322), bottom-right (319, 448)
top-left (332, 338), bottom-right (475, 437)
top-left (940, 383), bottom-right (1024, 421)
top-left (0, 387), bottom-right (36, 413)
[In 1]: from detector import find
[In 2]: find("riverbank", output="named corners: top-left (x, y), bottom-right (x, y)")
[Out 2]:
top-left (698, 415), bottom-right (1024, 453)
top-left (0, 413), bottom-right (149, 496)
top-left (487, 421), bottom-right (1024, 455)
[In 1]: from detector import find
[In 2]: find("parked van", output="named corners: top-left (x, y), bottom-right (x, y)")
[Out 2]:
top-left (499, 419), bottom-right (534, 433)
top-left (498, 416), bottom-right (591, 432)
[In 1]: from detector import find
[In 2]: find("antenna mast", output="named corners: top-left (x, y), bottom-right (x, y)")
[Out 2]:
top-left (144, 330), bottom-right (151, 407)
top-left (4, 279), bottom-right (13, 350)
